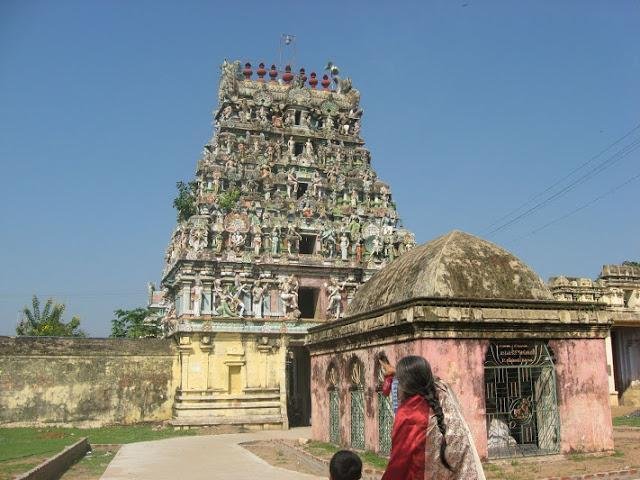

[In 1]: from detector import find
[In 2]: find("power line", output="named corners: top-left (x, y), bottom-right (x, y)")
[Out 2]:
top-left (485, 137), bottom-right (640, 236)
top-left (508, 170), bottom-right (640, 244)
top-left (485, 122), bottom-right (640, 231)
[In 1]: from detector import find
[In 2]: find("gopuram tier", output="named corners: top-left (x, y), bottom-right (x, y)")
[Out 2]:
top-left (157, 60), bottom-right (414, 427)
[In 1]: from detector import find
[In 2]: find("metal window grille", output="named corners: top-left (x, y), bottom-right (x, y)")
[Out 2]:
top-left (329, 389), bottom-right (340, 444)
top-left (350, 389), bottom-right (365, 450)
top-left (485, 342), bottom-right (561, 458)
top-left (377, 392), bottom-right (393, 456)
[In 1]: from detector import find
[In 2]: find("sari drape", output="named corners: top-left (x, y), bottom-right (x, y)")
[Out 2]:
top-left (381, 380), bottom-right (486, 480)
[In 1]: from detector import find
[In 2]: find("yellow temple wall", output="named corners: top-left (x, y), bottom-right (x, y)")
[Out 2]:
top-left (172, 331), bottom-right (288, 428)
top-left (0, 336), bottom-right (179, 427)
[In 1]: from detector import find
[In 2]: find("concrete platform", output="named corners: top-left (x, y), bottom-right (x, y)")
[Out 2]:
top-left (100, 427), bottom-right (324, 480)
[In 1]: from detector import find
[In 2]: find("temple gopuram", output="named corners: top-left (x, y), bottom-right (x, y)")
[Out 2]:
top-left (155, 60), bottom-right (414, 428)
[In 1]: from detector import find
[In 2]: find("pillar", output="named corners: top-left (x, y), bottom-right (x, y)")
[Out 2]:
top-left (202, 281), bottom-right (213, 314)
top-left (181, 280), bottom-right (192, 315)
top-left (605, 333), bottom-right (619, 406)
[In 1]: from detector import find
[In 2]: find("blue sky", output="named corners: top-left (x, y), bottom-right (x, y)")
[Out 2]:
top-left (1, 1), bottom-right (638, 337)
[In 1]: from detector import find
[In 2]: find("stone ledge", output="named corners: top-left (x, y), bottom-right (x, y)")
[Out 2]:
top-left (15, 437), bottom-right (90, 480)
top-left (168, 415), bottom-right (284, 427)
top-left (0, 336), bottom-right (175, 356)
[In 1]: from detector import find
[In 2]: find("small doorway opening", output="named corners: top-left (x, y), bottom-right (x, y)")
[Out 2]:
top-left (294, 110), bottom-right (302, 125)
top-left (300, 234), bottom-right (316, 254)
top-left (294, 143), bottom-right (304, 156)
top-left (297, 182), bottom-right (309, 199)
top-left (298, 287), bottom-right (318, 319)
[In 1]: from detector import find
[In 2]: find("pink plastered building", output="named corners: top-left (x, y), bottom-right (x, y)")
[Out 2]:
top-left (306, 231), bottom-right (614, 460)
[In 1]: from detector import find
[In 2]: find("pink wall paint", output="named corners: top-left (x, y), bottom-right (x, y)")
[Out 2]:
top-left (550, 338), bottom-right (614, 453)
top-left (311, 337), bottom-right (613, 459)
top-left (311, 339), bottom-right (489, 456)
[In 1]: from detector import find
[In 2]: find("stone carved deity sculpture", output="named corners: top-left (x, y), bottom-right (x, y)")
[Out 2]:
top-left (251, 281), bottom-right (265, 318)
top-left (192, 278), bottom-right (203, 317)
top-left (304, 138), bottom-right (314, 157)
top-left (321, 226), bottom-right (337, 259)
top-left (231, 283), bottom-right (249, 317)
top-left (355, 240), bottom-right (364, 264)
top-left (279, 275), bottom-right (300, 319)
top-left (211, 279), bottom-right (223, 315)
top-left (287, 136), bottom-right (295, 159)
top-left (286, 223), bottom-right (302, 255)
top-left (340, 233), bottom-right (350, 261)
top-left (370, 235), bottom-right (383, 261)
top-left (286, 170), bottom-right (298, 198)
top-left (348, 216), bottom-right (362, 243)
top-left (325, 277), bottom-right (347, 319)
top-left (270, 227), bottom-right (280, 255)
top-left (251, 233), bottom-right (262, 256)
top-left (212, 232), bottom-right (224, 255)
top-left (221, 105), bottom-right (234, 121)
top-left (230, 231), bottom-right (245, 253)
top-left (217, 286), bottom-right (236, 317)
top-left (311, 171), bottom-right (324, 199)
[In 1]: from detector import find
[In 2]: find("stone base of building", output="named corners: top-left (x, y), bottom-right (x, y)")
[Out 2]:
top-left (168, 416), bottom-right (285, 429)
top-left (609, 392), bottom-right (620, 407)
top-left (171, 387), bottom-right (286, 428)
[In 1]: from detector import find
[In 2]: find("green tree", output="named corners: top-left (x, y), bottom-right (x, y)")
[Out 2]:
top-left (622, 260), bottom-right (640, 268)
top-left (173, 180), bottom-right (198, 222)
top-left (218, 187), bottom-right (240, 211)
top-left (110, 308), bottom-right (161, 338)
top-left (16, 295), bottom-right (86, 337)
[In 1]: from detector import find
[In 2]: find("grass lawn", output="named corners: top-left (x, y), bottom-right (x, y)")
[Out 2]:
top-left (612, 415), bottom-right (640, 428)
top-left (304, 441), bottom-right (388, 471)
top-left (0, 425), bottom-right (196, 480)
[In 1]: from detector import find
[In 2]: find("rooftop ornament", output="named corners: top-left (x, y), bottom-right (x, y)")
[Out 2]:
top-left (269, 64), bottom-right (278, 82)
top-left (257, 62), bottom-right (266, 82)
top-left (321, 74), bottom-right (331, 90)
top-left (283, 65), bottom-right (293, 84)
top-left (309, 72), bottom-right (318, 89)
top-left (243, 63), bottom-right (252, 80)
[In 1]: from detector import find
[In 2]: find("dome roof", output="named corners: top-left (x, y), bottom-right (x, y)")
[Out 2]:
top-left (347, 230), bottom-right (553, 316)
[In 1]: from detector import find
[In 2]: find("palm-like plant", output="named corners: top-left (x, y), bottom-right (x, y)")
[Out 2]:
top-left (17, 295), bottom-right (85, 337)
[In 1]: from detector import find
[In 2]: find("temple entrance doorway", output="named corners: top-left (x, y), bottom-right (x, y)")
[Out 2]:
top-left (286, 345), bottom-right (311, 427)
top-left (484, 342), bottom-right (560, 458)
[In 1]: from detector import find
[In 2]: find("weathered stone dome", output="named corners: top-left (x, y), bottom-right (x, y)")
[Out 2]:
top-left (347, 230), bottom-right (553, 316)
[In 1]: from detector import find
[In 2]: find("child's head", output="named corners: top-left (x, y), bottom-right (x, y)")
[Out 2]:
top-left (329, 450), bottom-right (362, 480)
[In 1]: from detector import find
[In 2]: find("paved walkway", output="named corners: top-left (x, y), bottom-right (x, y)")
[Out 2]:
top-left (100, 427), bottom-right (325, 480)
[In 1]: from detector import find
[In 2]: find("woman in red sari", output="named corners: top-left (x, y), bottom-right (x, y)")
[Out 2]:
top-left (381, 356), bottom-right (485, 480)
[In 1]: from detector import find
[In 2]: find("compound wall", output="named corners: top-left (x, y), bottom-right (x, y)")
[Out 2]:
top-left (0, 336), bottom-right (178, 427)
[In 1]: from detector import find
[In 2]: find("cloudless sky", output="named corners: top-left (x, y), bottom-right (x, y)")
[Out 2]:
top-left (1, 1), bottom-right (638, 337)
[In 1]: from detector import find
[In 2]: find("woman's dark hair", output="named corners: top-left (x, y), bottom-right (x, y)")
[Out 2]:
top-left (395, 355), bottom-right (452, 471)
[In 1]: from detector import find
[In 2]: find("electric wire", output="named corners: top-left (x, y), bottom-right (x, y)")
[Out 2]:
top-left (484, 122), bottom-right (640, 231)
top-left (485, 136), bottom-right (640, 236)
top-left (508, 170), bottom-right (640, 244)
